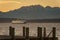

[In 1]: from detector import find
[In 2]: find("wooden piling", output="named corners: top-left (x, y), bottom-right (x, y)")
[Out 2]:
top-left (43, 27), bottom-right (46, 40)
top-left (44, 27), bottom-right (46, 37)
top-left (26, 27), bottom-right (29, 40)
top-left (37, 27), bottom-right (42, 40)
top-left (12, 28), bottom-right (15, 40)
top-left (52, 27), bottom-right (56, 40)
top-left (23, 26), bottom-right (26, 37)
top-left (9, 26), bottom-right (15, 40)
top-left (9, 26), bottom-right (13, 36)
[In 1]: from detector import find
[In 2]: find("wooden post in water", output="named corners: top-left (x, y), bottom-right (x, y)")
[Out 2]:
top-left (37, 27), bottom-right (42, 40)
top-left (9, 26), bottom-right (12, 36)
top-left (43, 27), bottom-right (46, 40)
top-left (9, 26), bottom-right (15, 40)
top-left (23, 26), bottom-right (26, 37)
top-left (52, 27), bottom-right (56, 40)
top-left (12, 28), bottom-right (15, 40)
top-left (26, 27), bottom-right (29, 40)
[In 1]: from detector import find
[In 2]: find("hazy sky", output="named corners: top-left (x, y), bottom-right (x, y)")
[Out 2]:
top-left (0, 0), bottom-right (60, 12)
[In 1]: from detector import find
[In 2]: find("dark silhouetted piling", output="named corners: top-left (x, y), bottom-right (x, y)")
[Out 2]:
top-left (9, 26), bottom-right (15, 40)
top-left (23, 26), bottom-right (26, 37)
top-left (12, 28), bottom-right (15, 40)
top-left (52, 27), bottom-right (56, 40)
top-left (26, 27), bottom-right (29, 40)
top-left (37, 27), bottom-right (42, 40)
top-left (43, 27), bottom-right (46, 40)
top-left (9, 26), bottom-right (13, 36)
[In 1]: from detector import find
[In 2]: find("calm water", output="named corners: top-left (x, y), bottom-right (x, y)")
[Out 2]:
top-left (0, 23), bottom-right (60, 40)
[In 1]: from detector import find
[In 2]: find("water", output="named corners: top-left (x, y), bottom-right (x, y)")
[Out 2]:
top-left (0, 23), bottom-right (60, 40)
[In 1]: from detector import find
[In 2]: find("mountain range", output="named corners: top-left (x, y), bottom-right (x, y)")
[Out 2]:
top-left (0, 5), bottom-right (60, 19)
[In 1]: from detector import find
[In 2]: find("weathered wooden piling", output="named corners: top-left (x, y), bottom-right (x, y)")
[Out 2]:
top-left (9, 26), bottom-right (15, 40)
top-left (52, 27), bottom-right (56, 40)
top-left (37, 27), bottom-right (42, 40)
top-left (26, 27), bottom-right (29, 40)
top-left (9, 26), bottom-right (12, 36)
top-left (23, 26), bottom-right (26, 37)
top-left (43, 27), bottom-right (46, 40)
top-left (12, 28), bottom-right (15, 40)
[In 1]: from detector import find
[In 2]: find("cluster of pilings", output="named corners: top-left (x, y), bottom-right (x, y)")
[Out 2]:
top-left (9, 26), bottom-right (58, 40)
top-left (0, 26), bottom-right (58, 40)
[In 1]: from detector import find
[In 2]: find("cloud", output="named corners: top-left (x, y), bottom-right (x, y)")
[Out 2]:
top-left (0, 1), bottom-right (21, 4)
top-left (0, 0), bottom-right (60, 12)
top-left (0, 0), bottom-right (14, 1)
top-left (0, 1), bottom-right (22, 12)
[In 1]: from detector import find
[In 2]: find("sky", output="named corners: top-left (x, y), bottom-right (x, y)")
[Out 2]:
top-left (0, 0), bottom-right (60, 12)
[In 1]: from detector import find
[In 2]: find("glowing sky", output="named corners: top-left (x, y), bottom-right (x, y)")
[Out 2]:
top-left (0, 0), bottom-right (60, 12)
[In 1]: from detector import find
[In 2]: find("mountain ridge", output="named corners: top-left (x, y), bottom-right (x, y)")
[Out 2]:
top-left (0, 5), bottom-right (60, 19)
